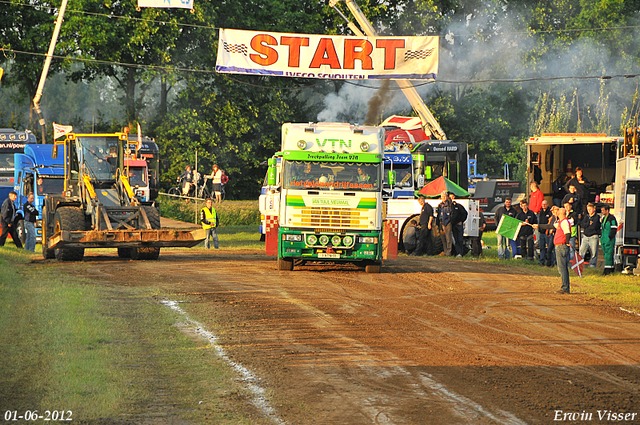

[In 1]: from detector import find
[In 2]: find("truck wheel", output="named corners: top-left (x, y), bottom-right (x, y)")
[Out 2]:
top-left (428, 226), bottom-right (444, 255)
top-left (117, 248), bottom-right (131, 258)
top-left (277, 256), bottom-right (293, 271)
top-left (53, 207), bottom-right (85, 261)
top-left (42, 206), bottom-right (55, 259)
top-left (16, 219), bottom-right (26, 245)
top-left (365, 262), bottom-right (381, 273)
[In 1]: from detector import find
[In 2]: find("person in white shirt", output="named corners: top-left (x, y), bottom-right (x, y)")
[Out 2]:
top-left (207, 164), bottom-right (223, 203)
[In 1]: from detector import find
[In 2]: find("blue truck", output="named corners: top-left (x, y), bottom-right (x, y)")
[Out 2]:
top-left (12, 144), bottom-right (65, 243)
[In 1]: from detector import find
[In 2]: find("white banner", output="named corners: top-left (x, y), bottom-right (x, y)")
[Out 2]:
top-left (138, 0), bottom-right (193, 9)
top-left (52, 122), bottom-right (73, 140)
top-left (216, 28), bottom-right (438, 80)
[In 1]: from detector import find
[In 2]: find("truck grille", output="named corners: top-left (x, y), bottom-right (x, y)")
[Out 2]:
top-left (290, 207), bottom-right (369, 228)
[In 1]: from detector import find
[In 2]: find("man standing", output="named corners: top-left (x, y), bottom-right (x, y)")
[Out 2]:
top-left (23, 193), bottom-right (38, 252)
top-left (200, 198), bottom-right (219, 249)
top-left (529, 182), bottom-right (543, 214)
top-left (516, 200), bottom-right (537, 261)
top-left (579, 203), bottom-right (601, 268)
top-left (554, 207), bottom-right (572, 294)
top-left (436, 191), bottom-right (453, 256)
top-left (450, 193), bottom-right (468, 258)
top-left (562, 185), bottom-right (583, 219)
top-left (494, 197), bottom-right (518, 259)
top-left (0, 191), bottom-right (23, 248)
top-left (600, 205), bottom-right (617, 275)
top-left (413, 196), bottom-right (433, 256)
top-left (179, 165), bottom-right (194, 200)
top-left (564, 167), bottom-right (590, 211)
top-left (537, 200), bottom-right (555, 267)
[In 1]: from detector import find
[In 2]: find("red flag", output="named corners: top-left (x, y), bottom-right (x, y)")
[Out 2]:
top-left (570, 252), bottom-right (585, 277)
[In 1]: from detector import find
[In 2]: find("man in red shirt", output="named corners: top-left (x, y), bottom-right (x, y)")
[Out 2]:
top-left (529, 182), bottom-right (543, 214)
top-left (553, 208), bottom-right (573, 294)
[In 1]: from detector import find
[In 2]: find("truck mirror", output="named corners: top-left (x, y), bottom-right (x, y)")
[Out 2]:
top-left (267, 158), bottom-right (277, 186)
top-left (388, 170), bottom-right (396, 186)
top-left (425, 166), bottom-right (432, 180)
top-left (52, 145), bottom-right (58, 159)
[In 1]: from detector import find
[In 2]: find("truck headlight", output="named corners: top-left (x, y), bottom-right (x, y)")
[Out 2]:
top-left (342, 235), bottom-right (354, 246)
top-left (319, 235), bottom-right (330, 246)
top-left (331, 235), bottom-right (342, 246)
top-left (358, 236), bottom-right (378, 244)
top-left (307, 234), bottom-right (318, 245)
top-left (285, 234), bottom-right (302, 242)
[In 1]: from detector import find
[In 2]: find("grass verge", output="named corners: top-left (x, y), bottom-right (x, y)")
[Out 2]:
top-left (478, 231), bottom-right (640, 310)
top-left (0, 247), bottom-right (256, 424)
top-left (159, 196), bottom-right (259, 226)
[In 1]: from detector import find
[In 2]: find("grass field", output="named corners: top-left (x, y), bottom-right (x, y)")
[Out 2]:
top-left (0, 247), bottom-right (256, 424)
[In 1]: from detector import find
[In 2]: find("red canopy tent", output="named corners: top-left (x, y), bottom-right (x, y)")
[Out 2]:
top-left (417, 176), bottom-right (470, 198)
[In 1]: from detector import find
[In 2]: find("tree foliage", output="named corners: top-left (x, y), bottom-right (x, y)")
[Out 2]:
top-left (3, 0), bottom-right (640, 191)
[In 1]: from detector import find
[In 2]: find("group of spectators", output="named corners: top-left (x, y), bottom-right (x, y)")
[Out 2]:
top-left (0, 191), bottom-right (38, 252)
top-left (178, 164), bottom-right (225, 203)
top-left (495, 177), bottom-right (618, 293)
top-left (404, 190), bottom-right (485, 258)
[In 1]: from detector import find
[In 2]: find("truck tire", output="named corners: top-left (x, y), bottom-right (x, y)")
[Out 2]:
top-left (277, 256), bottom-right (293, 271)
top-left (117, 248), bottom-right (131, 258)
top-left (129, 206), bottom-right (161, 260)
top-left (54, 207), bottom-right (85, 261)
top-left (42, 206), bottom-right (55, 259)
top-left (428, 226), bottom-right (444, 255)
top-left (365, 262), bottom-right (381, 273)
top-left (16, 219), bottom-right (26, 245)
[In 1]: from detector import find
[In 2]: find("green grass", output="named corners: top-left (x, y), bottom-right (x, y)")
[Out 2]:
top-left (0, 247), bottom-right (256, 424)
top-left (159, 195), bottom-right (259, 226)
top-left (478, 231), bottom-right (640, 310)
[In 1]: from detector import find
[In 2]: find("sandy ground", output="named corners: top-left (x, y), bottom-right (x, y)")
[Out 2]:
top-left (73, 247), bottom-right (640, 425)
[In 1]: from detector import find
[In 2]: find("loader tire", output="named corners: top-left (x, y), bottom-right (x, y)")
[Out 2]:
top-left (130, 246), bottom-right (160, 261)
top-left (142, 206), bottom-right (161, 229)
top-left (117, 248), bottom-right (131, 258)
top-left (54, 207), bottom-right (85, 261)
top-left (42, 206), bottom-right (55, 259)
top-left (130, 206), bottom-right (161, 260)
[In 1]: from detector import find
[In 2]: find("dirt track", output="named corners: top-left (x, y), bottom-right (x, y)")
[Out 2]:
top-left (80, 250), bottom-right (640, 425)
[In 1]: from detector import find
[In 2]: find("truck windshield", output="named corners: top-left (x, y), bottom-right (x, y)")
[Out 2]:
top-left (282, 160), bottom-right (380, 192)
top-left (0, 153), bottom-right (14, 176)
top-left (38, 177), bottom-right (64, 195)
top-left (384, 163), bottom-right (413, 188)
top-left (127, 167), bottom-right (147, 186)
top-left (78, 136), bottom-right (119, 181)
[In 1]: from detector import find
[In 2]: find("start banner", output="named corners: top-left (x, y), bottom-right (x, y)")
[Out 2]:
top-left (216, 28), bottom-right (438, 80)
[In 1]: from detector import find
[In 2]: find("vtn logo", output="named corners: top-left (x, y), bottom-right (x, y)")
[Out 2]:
top-left (317, 138), bottom-right (352, 148)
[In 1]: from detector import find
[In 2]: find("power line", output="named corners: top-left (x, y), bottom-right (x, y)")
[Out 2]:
top-left (0, 0), bottom-right (216, 31)
top-left (2, 47), bottom-right (639, 90)
top-left (2, 0), bottom-right (640, 38)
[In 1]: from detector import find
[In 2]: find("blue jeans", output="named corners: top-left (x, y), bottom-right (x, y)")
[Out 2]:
top-left (569, 236), bottom-right (577, 257)
top-left (204, 227), bottom-right (219, 249)
top-left (24, 221), bottom-right (36, 252)
top-left (555, 244), bottom-right (571, 293)
top-left (497, 233), bottom-right (517, 259)
top-left (579, 234), bottom-right (599, 267)
top-left (539, 233), bottom-right (553, 266)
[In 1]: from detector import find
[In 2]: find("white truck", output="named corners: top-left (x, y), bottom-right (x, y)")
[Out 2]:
top-left (264, 122), bottom-right (385, 272)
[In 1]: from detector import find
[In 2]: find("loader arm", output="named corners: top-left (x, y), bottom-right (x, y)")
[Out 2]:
top-left (329, 0), bottom-right (447, 140)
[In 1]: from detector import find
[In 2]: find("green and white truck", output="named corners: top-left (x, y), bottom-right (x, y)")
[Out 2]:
top-left (264, 122), bottom-right (385, 272)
